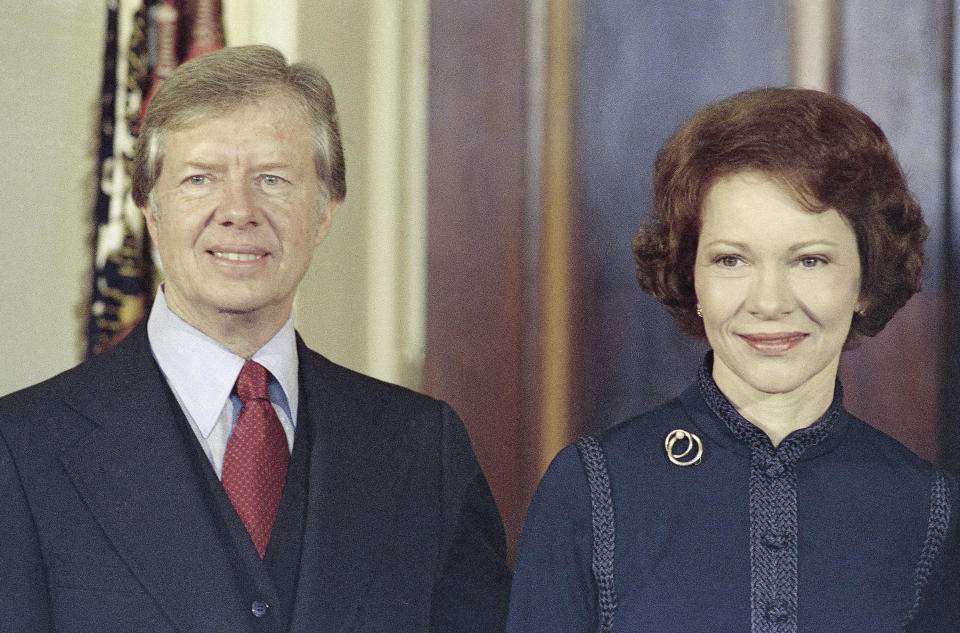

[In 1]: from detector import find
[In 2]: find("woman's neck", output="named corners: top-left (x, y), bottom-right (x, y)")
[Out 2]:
top-left (712, 360), bottom-right (838, 447)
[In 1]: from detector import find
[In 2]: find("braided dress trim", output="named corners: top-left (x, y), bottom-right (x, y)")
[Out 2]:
top-left (698, 360), bottom-right (842, 633)
top-left (902, 469), bottom-right (952, 628)
top-left (575, 435), bottom-right (618, 633)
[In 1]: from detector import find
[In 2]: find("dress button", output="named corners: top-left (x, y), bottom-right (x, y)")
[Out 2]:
top-left (763, 531), bottom-right (788, 549)
top-left (767, 601), bottom-right (789, 622)
top-left (764, 459), bottom-right (785, 477)
top-left (251, 600), bottom-right (269, 618)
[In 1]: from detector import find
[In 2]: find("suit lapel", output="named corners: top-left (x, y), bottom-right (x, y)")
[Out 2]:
top-left (58, 327), bottom-right (255, 632)
top-left (289, 343), bottom-right (416, 633)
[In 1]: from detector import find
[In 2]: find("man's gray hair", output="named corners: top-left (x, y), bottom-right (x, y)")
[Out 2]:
top-left (132, 44), bottom-right (346, 209)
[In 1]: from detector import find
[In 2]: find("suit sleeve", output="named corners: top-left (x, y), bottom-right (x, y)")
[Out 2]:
top-left (505, 444), bottom-right (597, 633)
top-left (0, 431), bottom-right (51, 632)
top-left (429, 403), bottom-right (511, 633)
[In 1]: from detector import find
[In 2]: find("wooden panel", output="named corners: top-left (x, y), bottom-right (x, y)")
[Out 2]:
top-left (836, 0), bottom-right (952, 466)
top-left (426, 0), bottom-right (530, 553)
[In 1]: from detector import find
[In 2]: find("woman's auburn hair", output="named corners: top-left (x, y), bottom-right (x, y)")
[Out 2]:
top-left (632, 87), bottom-right (928, 348)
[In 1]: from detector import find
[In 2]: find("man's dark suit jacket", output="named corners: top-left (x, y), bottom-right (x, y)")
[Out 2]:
top-left (0, 325), bottom-right (510, 632)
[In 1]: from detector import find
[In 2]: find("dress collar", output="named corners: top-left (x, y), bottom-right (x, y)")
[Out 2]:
top-left (695, 352), bottom-right (844, 462)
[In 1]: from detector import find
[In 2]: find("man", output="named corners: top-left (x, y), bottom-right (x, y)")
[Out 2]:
top-left (0, 45), bottom-right (510, 632)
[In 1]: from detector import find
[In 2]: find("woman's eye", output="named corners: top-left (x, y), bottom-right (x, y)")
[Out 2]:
top-left (718, 256), bottom-right (740, 267)
top-left (799, 256), bottom-right (824, 268)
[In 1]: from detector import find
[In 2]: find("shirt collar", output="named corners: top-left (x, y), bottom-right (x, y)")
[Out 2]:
top-left (146, 288), bottom-right (299, 437)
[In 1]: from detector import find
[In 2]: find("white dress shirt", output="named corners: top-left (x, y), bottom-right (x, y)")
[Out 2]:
top-left (146, 288), bottom-right (299, 478)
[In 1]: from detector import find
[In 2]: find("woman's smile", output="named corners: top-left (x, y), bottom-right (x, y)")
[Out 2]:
top-left (737, 332), bottom-right (808, 355)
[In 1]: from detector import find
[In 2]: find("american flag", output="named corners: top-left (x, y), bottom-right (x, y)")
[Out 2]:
top-left (87, 0), bottom-right (223, 356)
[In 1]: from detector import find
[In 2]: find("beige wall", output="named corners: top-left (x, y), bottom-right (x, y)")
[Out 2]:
top-left (295, 1), bottom-right (428, 389)
top-left (0, 1), bottom-right (428, 396)
top-left (0, 2), bottom-right (103, 396)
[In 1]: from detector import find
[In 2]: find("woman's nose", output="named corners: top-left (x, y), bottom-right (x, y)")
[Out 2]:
top-left (746, 266), bottom-right (795, 318)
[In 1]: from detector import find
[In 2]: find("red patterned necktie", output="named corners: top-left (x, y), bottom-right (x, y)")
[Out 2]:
top-left (222, 360), bottom-right (290, 557)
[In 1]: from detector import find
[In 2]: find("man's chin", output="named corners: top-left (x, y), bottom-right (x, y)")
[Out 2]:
top-left (215, 304), bottom-right (261, 316)
top-left (213, 297), bottom-right (291, 320)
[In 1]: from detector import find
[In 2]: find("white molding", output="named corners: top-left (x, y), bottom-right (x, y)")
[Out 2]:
top-left (789, 0), bottom-right (833, 90)
top-left (362, 0), bottom-right (429, 386)
top-left (222, 0), bottom-right (298, 59)
top-left (289, 1), bottom-right (430, 389)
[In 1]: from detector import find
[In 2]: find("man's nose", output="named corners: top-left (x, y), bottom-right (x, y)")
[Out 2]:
top-left (216, 178), bottom-right (260, 226)
top-left (746, 266), bottom-right (795, 318)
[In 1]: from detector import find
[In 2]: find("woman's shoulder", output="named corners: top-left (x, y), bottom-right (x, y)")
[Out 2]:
top-left (588, 391), bottom-right (702, 468)
top-left (841, 412), bottom-right (957, 485)
top-left (537, 396), bottom-right (688, 491)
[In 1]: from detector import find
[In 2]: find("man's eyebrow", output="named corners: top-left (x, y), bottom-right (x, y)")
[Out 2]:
top-left (178, 160), bottom-right (223, 171)
top-left (176, 160), bottom-right (297, 171)
top-left (252, 161), bottom-right (296, 171)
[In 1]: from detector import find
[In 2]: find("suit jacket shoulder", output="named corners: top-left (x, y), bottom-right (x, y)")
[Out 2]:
top-left (293, 338), bottom-right (511, 632)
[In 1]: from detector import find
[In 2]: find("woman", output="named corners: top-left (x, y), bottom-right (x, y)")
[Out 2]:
top-left (506, 88), bottom-right (959, 633)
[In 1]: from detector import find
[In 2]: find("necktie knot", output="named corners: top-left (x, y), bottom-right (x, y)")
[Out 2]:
top-left (235, 360), bottom-right (270, 403)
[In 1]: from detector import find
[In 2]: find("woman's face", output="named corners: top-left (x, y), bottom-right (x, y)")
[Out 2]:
top-left (693, 171), bottom-right (862, 405)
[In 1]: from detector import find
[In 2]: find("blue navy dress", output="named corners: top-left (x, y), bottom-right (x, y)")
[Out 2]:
top-left (507, 359), bottom-right (960, 633)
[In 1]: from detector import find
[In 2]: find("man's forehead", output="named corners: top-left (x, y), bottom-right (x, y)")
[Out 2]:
top-left (165, 93), bottom-right (310, 137)
top-left (153, 113), bottom-right (318, 186)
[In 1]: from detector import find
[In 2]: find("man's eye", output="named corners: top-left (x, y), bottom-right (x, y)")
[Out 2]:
top-left (188, 175), bottom-right (208, 185)
top-left (262, 175), bottom-right (281, 185)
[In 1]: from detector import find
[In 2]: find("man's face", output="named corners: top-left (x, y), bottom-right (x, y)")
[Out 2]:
top-left (143, 95), bottom-right (336, 333)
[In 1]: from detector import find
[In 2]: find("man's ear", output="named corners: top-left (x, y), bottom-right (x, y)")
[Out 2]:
top-left (314, 200), bottom-right (340, 246)
top-left (142, 203), bottom-right (159, 241)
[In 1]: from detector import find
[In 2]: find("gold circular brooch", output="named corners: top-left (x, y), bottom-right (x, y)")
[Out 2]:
top-left (664, 429), bottom-right (703, 467)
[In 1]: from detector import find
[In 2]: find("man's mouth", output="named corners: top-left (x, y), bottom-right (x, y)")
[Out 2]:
top-left (211, 251), bottom-right (265, 262)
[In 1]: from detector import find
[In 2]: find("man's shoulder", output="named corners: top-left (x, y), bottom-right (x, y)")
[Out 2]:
top-left (1, 352), bottom-right (108, 412)
top-left (297, 342), bottom-right (446, 420)
top-left (0, 327), bottom-right (153, 426)
top-left (296, 344), bottom-right (477, 472)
